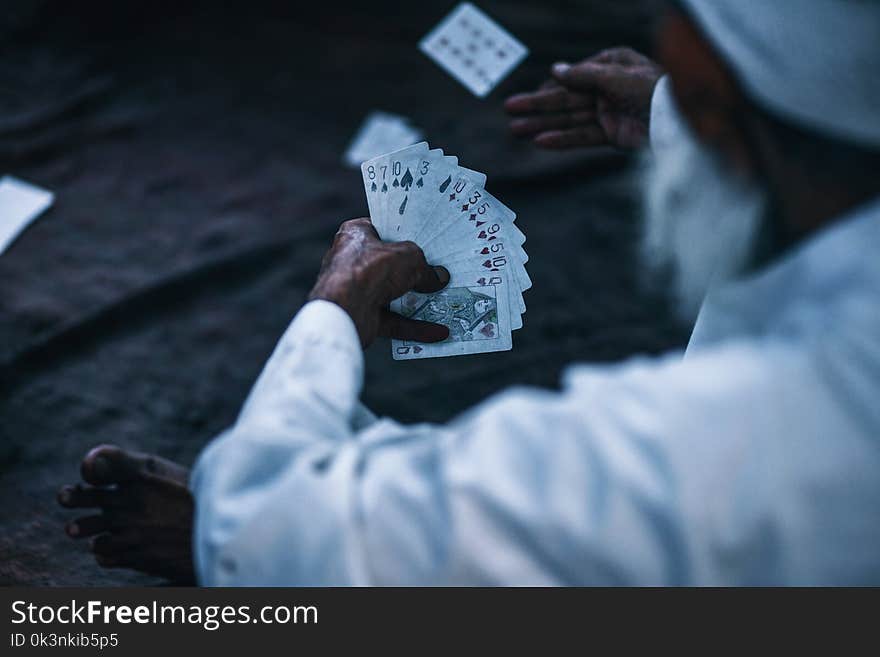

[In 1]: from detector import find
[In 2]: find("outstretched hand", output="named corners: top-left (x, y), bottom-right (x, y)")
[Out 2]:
top-left (504, 47), bottom-right (663, 151)
top-left (308, 218), bottom-right (450, 348)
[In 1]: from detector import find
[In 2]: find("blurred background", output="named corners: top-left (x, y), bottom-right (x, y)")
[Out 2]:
top-left (0, 0), bottom-right (686, 585)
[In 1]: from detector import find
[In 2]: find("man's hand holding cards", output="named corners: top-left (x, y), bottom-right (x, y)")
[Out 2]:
top-left (359, 142), bottom-right (529, 359)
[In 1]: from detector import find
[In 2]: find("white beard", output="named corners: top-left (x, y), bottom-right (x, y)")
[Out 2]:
top-left (640, 132), bottom-right (767, 322)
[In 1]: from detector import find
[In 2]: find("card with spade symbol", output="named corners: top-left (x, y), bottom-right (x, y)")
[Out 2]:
top-left (361, 142), bottom-right (529, 359)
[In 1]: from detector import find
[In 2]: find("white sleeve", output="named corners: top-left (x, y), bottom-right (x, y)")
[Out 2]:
top-left (189, 296), bottom-right (694, 586)
top-left (190, 300), bottom-right (373, 585)
top-left (190, 298), bottom-right (850, 585)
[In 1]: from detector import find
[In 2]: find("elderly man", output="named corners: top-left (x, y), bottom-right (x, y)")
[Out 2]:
top-left (59, 1), bottom-right (880, 585)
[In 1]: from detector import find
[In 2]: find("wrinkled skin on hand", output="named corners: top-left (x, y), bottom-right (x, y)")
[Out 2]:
top-left (505, 47), bottom-right (664, 151)
top-left (308, 218), bottom-right (450, 348)
top-left (58, 445), bottom-right (195, 584)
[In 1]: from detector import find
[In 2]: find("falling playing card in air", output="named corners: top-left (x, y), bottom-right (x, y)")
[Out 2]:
top-left (344, 112), bottom-right (423, 168)
top-left (419, 2), bottom-right (528, 98)
top-left (361, 142), bottom-right (529, 359)
top-left (0, 176), bottom-right (54, 254)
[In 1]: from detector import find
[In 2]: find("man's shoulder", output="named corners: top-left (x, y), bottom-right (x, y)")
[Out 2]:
top-left (564, 339), bottom-right (825, 429)
top-left (565, 338), bottom-right (797, 395)
top-left (567, 331), bottom-right (880, 442)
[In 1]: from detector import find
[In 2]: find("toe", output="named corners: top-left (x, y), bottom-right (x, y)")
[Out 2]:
top-left (57, 485), bottom-right (75, 507)
top-left (66, 513), bottom-right (108, 539)
top-left (81, 445), bottom-right (145, 485)
top-left (81, 444), bottom-right (189, 486)
top-left (58, 484), bottom-right (116, 509)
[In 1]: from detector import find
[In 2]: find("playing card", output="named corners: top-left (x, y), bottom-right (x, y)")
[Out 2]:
top-left (421, 181), bottom-right (528, 328)
top-left (360, 142), bottom-right (529, 358)
top-left (344, 112), bottom-right (423, 168)
top-left (443, 254), bottom-right (524, 330)
top-left (434, 188), bottom-right (526, 329)
top-left (391, 270), bottom-right (512, 359)
top-left (412, 168), bottom-right (487, 246)
top-left (389, 152), bottom-right (458, 241)
top-left (419, 2), bottom-right (529, 98)
top-left (0, 176), bottom-right (54, 254)
top-left (398, 160), bottom-right (475, 243)
top-left (442, 240), bottom-right (530, 306)
top-left (361, 142), bottom-right (429, 237)
top-left (419, 179), bottom-right (519, 252)
top-left (383, 148), bottom-right (450, 240)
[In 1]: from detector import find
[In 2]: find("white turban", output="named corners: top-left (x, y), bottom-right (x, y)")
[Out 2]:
top-left (678, 0), bottom-right (880, 148)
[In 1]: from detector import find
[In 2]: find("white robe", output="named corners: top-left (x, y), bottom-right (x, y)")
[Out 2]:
top-left (190, 82), bottom-right (880, 586)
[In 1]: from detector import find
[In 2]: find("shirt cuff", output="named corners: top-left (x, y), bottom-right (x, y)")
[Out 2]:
top-left (282, 299), bottom-right (363, 358)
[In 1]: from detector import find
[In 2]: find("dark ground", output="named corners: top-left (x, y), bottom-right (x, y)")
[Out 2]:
top-left (0, 0), bottom-right (686, 585)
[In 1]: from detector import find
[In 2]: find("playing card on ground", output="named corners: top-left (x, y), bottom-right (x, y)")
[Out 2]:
top-left (419, 2), bottom-right (528, 98)
top-left (344, 112), bottom-right (423, 168)
top-left (0, 176), bottom-right (54, 254)
top-left (361, 142), bottom-right (529, 358)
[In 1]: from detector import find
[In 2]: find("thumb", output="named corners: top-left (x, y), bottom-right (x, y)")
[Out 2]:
top-left (413, 265), bottom-right (450, 294)
top-left (379, 310), bottom-right (449, 343)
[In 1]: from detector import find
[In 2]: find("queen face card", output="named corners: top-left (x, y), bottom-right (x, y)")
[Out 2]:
top-left (391, 271), bottom-right (513, 360)
top-left (419, 2), bottom-right (528, 98)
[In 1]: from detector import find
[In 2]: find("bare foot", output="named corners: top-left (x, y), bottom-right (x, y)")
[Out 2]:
top-left (58, 445), bottom-right (195, 584)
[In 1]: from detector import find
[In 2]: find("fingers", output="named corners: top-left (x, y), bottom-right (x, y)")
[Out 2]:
top-left (551, 61), bottom-right (619, 93)
top-left (504, 68), bottom-right (611, 149)
top-left (326, 218), bottom-right (379, 267)
top-left (413, 265), bottom-right (450, 294)
top-left (81, 445), bottom-right (140, 485)
top-left (338, 217), bottom-right (374, 232)
top-left (504, 86), bottom-right (593, 115)
top-left (377, 246), bottom-right (450, 342)
top-left (510, 110), bottom-right (597, 137)
top-left (66, 513), bottom-right (108, 539)
top-left (338, 216), bottom-right (378, 239)
top-left (386, 242), bottom-right (449, 296)
top-left (58, 483), bottom-right (117, 509)
top-left (591, 46), bottom-right (645, 65)
top-left (80, 444), bottom-right (169, 486)
top-left (378, 310), bottom-right (449, 343)
top-left (533, 125), bottom-right (608, 150)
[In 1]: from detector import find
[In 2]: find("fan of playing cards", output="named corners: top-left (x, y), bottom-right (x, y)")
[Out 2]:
top-left (362, 142), bottom-right (529, 360)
